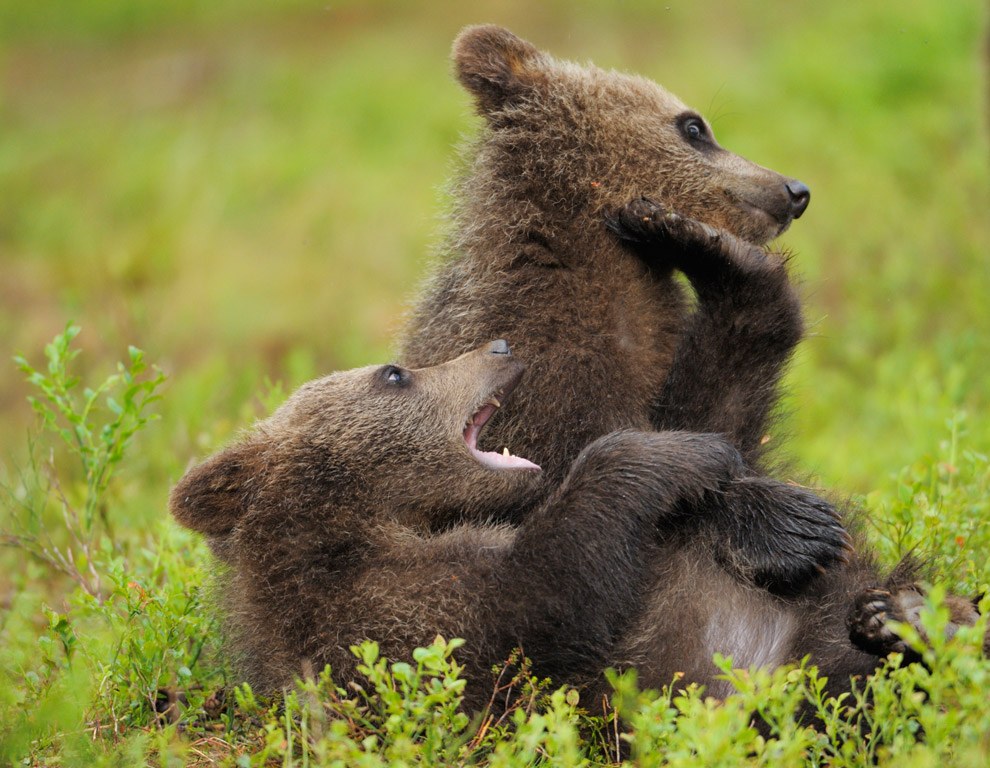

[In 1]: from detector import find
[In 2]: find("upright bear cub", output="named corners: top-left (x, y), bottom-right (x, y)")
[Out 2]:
top-left (398, 25), bottom-right (848, 591)
top-left (401, 25), bottom-right (811, 485)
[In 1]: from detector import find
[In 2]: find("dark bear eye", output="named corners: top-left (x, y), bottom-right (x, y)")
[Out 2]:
top-left (678, 114), bottom-right (710, 144)
top-left (380, 365), bottom-right (408, 387)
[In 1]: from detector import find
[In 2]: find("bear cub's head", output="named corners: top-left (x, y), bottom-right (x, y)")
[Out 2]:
top-left (454, 25), bottom-right (809, 245)
top-left (170, 340), bottom-right (542, 544)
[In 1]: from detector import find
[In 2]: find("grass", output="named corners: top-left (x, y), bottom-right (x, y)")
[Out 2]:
top-left (0, 0), bottom-right (988, 764)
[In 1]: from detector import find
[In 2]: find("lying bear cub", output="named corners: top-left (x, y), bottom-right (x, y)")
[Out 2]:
top-left (170, 343), bottom-right (984, 711)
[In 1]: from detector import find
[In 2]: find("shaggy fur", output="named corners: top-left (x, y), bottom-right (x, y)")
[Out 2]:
top-left (173, 343), bottom-right (774, 710)
top-left (397, 26), bottom-right (845, 594)
top-left (401, 25), bottom-right (811, 481)
top-left (169, 343), bottom-right (987, 712)
top-left (603, 546), bottom-right (988, 704)
top-left (397, 26), bottom-right (986, 701)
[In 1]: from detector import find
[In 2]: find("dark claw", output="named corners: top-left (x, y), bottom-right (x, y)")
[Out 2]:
top-left (848, 587), bottom-right (916, 660)
top-left (607, 196), bottom-right (729, 252)
top-left (605, 197), bottom-right (668, 243)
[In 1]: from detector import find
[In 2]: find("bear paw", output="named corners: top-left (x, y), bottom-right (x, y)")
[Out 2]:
top-left (847, 586), bottom-right (925, 660)
top-left (848, 585), bottom-right (984, 661)
top-left (606, 197), bottom-right (720, 249)
top-left (721, 478), bottom-right (852, 593)
top-left (607, 197), bottom-right (788, 288)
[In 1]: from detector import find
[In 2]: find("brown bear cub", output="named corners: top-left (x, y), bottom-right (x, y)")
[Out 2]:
top-left (398, 26), bottom-right (987, 700)
top-left (401, 25), bottom-right (812, 484)
top-left (171, 341), bottom-right (784, 709)
top-left (170, 343), bottom-right (986, 710)
top-left (398, 25), bottom-right (852, 594)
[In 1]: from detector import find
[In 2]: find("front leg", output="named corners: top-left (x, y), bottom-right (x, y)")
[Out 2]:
top-left (536, 431), bottom-right (850, 597)
top-left (707, 476), bottom-right (852, 594)
top-left (501, 429), bottom-right (747, 682)
top-left (607, 197), bottom-right (804, 464)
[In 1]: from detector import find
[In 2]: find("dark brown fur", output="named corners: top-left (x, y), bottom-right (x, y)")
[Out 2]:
top-left (169, 343), bottom-right (988, 714)
top-left (603, 543), bottom-right (989, 705)
top-left (171, 342), bottom-right (776, 709)
top-left (398, 27), bottom-right (987, 703)
top-left (398, 26), bottom-right (848, 594)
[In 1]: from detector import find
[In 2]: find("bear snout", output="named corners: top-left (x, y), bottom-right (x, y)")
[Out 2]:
top-left (785, 179), bottom-right (811, 219)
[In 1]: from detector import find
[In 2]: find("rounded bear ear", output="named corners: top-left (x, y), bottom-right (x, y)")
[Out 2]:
top-left (452, 25), bottom-right (545, 117)
top-left (169, 440), bottom-right (264, 537)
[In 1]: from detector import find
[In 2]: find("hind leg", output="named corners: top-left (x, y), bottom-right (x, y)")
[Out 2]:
top-left (848, 584), bottom-right (984, 662)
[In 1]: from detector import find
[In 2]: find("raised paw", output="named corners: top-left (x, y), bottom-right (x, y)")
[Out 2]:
top-left (606, 197), bottom-right (782, 287)
top-left (606, 197), bottom-right (719, 248)
top-left (847, 586), bottom-right (923, 660)
top-left (605, 197), bottom-right (671, 242)
top-left (720, 478), bottom-right (853, 594)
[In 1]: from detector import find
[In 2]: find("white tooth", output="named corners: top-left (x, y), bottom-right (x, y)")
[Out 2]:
top-left (491, 397), bottom-right (501, 408)
top-left (503, 447), bottom-right (510, 457)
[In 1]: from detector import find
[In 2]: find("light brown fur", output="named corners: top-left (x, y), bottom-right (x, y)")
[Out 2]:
top-left (402, 25), bottom-right (811, 490)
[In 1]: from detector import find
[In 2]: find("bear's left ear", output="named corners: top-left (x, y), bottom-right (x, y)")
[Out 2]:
top-left (452, 25), bottom-right (546, 117)
top-left (169, 439), bottom-right (265, 536)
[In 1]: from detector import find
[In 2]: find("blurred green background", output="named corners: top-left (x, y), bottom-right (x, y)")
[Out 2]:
top-left (0, 4), bottom-right (988, 760)
top-left (2, 0), bottom-right (988, 500)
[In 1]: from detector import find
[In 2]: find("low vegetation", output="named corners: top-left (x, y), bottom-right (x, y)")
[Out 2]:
top-left (1, 0), bottom-right (987, 765)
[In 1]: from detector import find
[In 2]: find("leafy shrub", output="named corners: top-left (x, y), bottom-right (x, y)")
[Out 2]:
top-left (2, 326), bottom-right (988, 767)
top-left (1, 326), bottom-right (218, 764)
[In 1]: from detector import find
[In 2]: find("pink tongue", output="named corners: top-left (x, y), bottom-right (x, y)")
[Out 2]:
top-left (471, 446), bottom-right (541, 471)
top-left (464, 403), bottom-right (541, 472)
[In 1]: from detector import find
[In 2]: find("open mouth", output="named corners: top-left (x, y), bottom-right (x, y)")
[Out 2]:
top-left (463, 379), bottom-right (541, 472)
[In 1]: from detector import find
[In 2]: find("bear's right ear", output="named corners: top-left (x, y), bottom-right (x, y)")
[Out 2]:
top-left (169, 440), bottom-right (264, 537)
top-left (452, 25), bottom-right (545, 117)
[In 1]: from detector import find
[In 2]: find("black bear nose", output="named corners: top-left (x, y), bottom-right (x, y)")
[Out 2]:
top-left (785, 180), bottom-right (811, 219)
top-left (489, 339), bottom-right (511, 356)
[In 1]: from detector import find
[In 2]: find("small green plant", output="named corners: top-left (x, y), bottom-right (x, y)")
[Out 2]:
top-left (863, 414), bottom-right (990, 593)
top-left (236, 637), bottom-right (470, 767)
top-left (233, 637), bottom-right (597, 768)
top-left (13, 323), bottom-right (166, 526)
top-left (0, 326), bottom-right (220, 764)
top-left (4, 323), bottom-right (165, 598)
